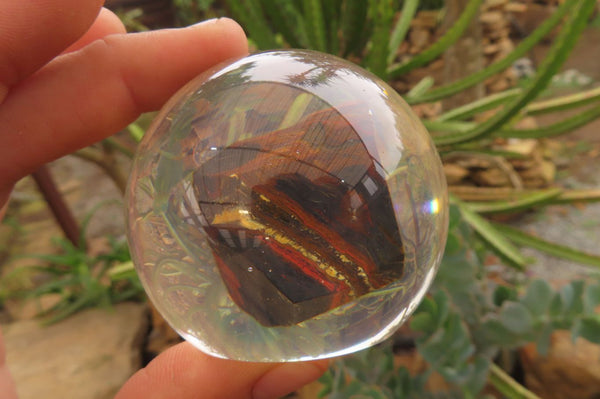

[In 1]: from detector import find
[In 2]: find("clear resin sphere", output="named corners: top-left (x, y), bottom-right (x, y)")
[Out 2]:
top-left (126, 50), bottom-right (448, 362)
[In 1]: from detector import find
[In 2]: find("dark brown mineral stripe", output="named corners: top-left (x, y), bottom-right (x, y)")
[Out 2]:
top-left (190, 82), bottom-right (405, 326)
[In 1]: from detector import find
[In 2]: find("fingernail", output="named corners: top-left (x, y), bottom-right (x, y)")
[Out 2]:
top-left (191, 18), bottom-right (218, 27)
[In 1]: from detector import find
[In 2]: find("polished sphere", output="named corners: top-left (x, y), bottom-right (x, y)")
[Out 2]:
top-left (126, 50), bottom-right (448, 361)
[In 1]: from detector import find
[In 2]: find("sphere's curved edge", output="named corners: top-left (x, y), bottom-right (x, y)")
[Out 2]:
top-left (127, 49), bottom-right (449, 362)
top-left (179, 326), bottom-right (393, 362)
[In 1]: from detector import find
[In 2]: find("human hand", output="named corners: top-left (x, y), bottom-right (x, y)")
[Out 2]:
top-left (0, 1), bottom-right (328, 398)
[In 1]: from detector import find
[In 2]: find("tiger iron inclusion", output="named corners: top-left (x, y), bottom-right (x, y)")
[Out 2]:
top-left (192, 102), bottom-right (404, 327)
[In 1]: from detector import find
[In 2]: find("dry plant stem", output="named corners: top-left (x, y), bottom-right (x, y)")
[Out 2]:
top-left (443, 151), bottom-right (523, 189)
top-left (525, 85), bottom-right (600, 116)
top-left (73, 147), bottom-right (128, 194)
top-left (451, 186), bottom-right (600, 204)
top-left (31, 164), bottom-right (80, 246)
top-left (489, 363), bottom-right (542, 399)
top-left (449, 186), bottom-right (526, 201)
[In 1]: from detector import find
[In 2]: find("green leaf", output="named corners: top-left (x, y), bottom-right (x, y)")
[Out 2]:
top-left (419, 313), bottom-right (471, 367)
top-left (412, 292), bottom-right (449, 334)
top-left (318, 369), bottom-right (333, 397)
top-left (435, 88), bottom-right (521, 122)
top-left (322, 0), bottom-right (342, 54)
top-left (416, 295), bottom-right (437, 316)
top-left (407, 76), bottom-right (435, 98)
top-left (327, 13), bottom-right (340, 55)
top-left (560, 283), bottom-right (575, 310)
top-left (553, 188), bottom-right (600, 204)
top-left (425, 120), bottom-right (474, 135)
top-left (583, 284), bottom-right (600, 314)
top-left (549, 292), bottom-right (564, 318)
top-left (127, 122), bottom-right (145, 142)
top-left (407, 0), bottom-right (573, 104)
top-left (225, 0), bottom-right (276, 49)
top-left (466, 356), bottom-right (492, 395)
top-left (260, 0), bottom-right (308, 48)
top-left (521, 279), bottom-right (554, 315)
top-left (479, 318), bottom-right (516, 346)
top-left (497, 105), bottom-right (600, 139)
top-left (433, 290), bottom-right (450, 327)
top-left (445, 232), bottom-right (462, 255)
top-left (573, 316), bottom-right (600, 345)
top-left (499, 302), bottom-right (534, 334)
top-left (448, 204), bottom-right (462, 230)
top-left (303, 0), bottom-right (327, 51)
top-left (411, 312), bottom-right (436, 334)
top-left (455, 199), bottom-right (529, 269)
top-left (488, 363), bottom-right (542, 399)
top-left (493, 285), bottom-right (517, 307)
top-left (467, 189), bottom-right (563, 214)
top-left (563, 281), bottom-right (585, 317)
top-left (388, 0), bottom-right (484, 78)
top-left (341, 0), bottom-right (369, 57)
top-left (387, 0), bottom-right (419, 65)
top-left (365, 0), bottom-right (394, 79)
top-left (492, 223), bottom-right (600, 269)
top-left (524, 85), bottom-right (600, 116)
top-left (536, 323), bottom-right (554, 356)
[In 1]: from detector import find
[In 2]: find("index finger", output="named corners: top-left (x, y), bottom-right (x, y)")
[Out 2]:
top-left (0, 18), bottom-right (248, 195)
top-left (0, 0), bottom-right (104, 101)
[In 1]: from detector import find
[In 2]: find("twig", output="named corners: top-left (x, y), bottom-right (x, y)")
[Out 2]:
top-left (443, 151), bottom-right (524, 189)
top-left (488, 363), bottom-right (542, 399)
top-left (72, 147), bottom-right (128, 194)
top-left (31, 165), bottom-right (80, 247)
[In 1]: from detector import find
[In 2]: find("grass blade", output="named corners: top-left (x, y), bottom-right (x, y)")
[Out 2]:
top-left (432, 104), bottom-right (600, 139)
top-left (365, 0), bottom-right (395, 78)
top-left (407, 76), bottom-right (435, 98)
top-left (425, 120), bottom-right (475, 134)
top-left (127, 122), bottom-right (145, 143)
top-left (387, 0), bottom-right (484, 78)
top-left (261, 0), bottom-right (308, 48)
top-left (498, 105), bottom-right (600, 139)
top-left (492, 223), bottom-right (600, 269)
top-left (226, 0), bottom-right (276, 49)
top-left (466, 188), bottom-right (563, 214)
top-left (322, 0), bottom-right (342, 54)
top-left (488, 364), bottom-right (542, 399)
top-left (554, 189), bottom-right (600, 204)
top-left (341, 0), bottom-right (369, 57)
top-left (407, 0), bottom-right (573, 104)
top-left (387, 0), bottom-right (419, 65)
top-left (436, 88), bottom-right (522, 122)
top-left (450, 187), bottom-right (600, 203)
top-left (434, 0), bottom-right (597, 146)
top-left (303, 0), bottom-right (327, 52)
top-left (525, 86), bottom-right (600, 116)
top-left (453, 196), bottom-right (529, 269)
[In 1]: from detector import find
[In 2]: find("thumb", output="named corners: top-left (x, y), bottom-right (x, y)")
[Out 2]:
top-left (0, 327), bottom-right (18, 399)
top-left (114, 342), bottom-right (328, 399)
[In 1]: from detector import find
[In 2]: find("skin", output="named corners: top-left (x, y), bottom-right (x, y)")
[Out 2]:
top-left (0, 1), bottom-right (328, 398)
